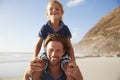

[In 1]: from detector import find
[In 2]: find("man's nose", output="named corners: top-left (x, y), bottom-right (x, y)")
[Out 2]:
top-left (51, 51), bottom-right (56, 56)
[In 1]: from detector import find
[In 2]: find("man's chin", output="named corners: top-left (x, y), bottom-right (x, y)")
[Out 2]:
top-left (50, 60), bottom-right (60, 65)
top-left (51, 60), bottom-right (57, 64)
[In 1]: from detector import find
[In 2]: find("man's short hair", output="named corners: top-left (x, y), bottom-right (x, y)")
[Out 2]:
top-left (44, 34), bottom-right (69, 52)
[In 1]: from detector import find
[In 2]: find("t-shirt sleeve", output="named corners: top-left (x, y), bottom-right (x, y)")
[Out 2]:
top-left (64, 26), bottom-right (72, 38)
top-left (38, 25), bottom-right (46, 40)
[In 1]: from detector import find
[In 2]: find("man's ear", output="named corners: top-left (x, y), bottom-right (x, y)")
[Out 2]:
top-left (63, 50), bottom-right (65, 54)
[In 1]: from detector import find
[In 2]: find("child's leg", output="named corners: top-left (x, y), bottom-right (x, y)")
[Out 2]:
top-left (39, 52), bottom-right (48, 60)
top-left (62, 52), bottom-right (71, 64)
top-left (62, 53), bottom-right (71, 79)
top-left (39, 52), bottom-right (48, 69)
top-left (62, 52), bottom-right (77, 80)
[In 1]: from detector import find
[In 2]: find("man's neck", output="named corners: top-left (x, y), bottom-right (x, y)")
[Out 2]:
top-left (48, 65), bottom-right (62, 79)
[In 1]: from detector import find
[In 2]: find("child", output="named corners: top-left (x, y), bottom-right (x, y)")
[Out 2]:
top-left (33, 0), bottom-right (76, 79)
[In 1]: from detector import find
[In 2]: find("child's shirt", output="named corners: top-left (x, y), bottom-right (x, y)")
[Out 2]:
top-left (38, 20), bottom-right (72, 40)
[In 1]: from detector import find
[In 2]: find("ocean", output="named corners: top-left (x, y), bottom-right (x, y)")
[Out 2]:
top-left (0, 52), bottom-right (33, 78)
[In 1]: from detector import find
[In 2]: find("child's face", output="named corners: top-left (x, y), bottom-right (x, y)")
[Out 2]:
top-left (46, 2), bottom-right (63, 21)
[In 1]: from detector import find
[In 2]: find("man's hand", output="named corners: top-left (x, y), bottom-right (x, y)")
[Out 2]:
top-left (24, 57), bottom-right (46, 80)
top-left (66, 64), bottom-right (83, 80)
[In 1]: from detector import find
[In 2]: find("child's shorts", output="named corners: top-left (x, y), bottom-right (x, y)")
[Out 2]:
top-left (39, 52), bottom-right (71, 65)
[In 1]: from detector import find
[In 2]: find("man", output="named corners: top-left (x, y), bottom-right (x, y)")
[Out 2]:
top-left (23, 34), bottom-right (83, 80)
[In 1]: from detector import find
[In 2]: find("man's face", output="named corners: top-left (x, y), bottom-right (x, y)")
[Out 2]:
top-left (46, 41), bottom-right (65, 66)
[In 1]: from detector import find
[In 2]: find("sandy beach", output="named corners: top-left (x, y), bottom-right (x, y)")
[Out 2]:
top-left (76, 57), bottom-right (120, 80)
top-left (0, 57), bottom-right (120, 80)
top-left (0, 76), bottom-right (23, 80)
top-left (0, 62), bottom-right (28, 80)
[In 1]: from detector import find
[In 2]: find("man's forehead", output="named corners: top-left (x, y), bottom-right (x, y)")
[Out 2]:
top-left (47, 41), bottom-right (63, 48)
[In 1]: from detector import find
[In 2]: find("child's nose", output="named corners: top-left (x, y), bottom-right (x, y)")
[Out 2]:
top-left (52, 8), bottom-right (57, 12)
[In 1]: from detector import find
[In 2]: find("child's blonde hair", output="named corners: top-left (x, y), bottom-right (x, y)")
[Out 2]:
top-left (46, 0), bottom-right (64, 19)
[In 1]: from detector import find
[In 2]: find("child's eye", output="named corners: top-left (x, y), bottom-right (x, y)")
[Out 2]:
top-left (50, 8), bottom-right (53, 11)
top-left (50, 9), bottom-right (53, 11)
top-left (56, 8), bottom-right (60, 11)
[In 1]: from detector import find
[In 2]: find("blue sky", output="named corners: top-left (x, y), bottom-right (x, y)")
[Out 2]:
top-left (0, 0), bottom-right (119, 52)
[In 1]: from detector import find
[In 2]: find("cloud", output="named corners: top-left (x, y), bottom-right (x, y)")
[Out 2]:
top-left (67, 0), bottom-right (85, 7)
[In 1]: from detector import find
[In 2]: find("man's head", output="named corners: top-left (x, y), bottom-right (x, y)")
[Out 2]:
top-left (44, 34), bottom-right (69, 65)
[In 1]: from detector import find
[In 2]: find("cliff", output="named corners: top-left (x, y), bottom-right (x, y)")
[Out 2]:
top-left (74, 7), bottom-right (120, 57)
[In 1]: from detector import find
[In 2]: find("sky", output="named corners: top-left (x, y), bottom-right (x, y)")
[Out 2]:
top-left (0, 0), bottom-right (120, 52)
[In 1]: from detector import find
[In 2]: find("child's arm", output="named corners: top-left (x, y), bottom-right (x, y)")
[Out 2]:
top-left (34, 37), bottom-right (43, 58)
top-left (67, 38), bottom-right (76, 63)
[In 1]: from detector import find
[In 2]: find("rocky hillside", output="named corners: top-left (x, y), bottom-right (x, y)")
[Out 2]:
top-left (74, 7), bottom-right (120, 57)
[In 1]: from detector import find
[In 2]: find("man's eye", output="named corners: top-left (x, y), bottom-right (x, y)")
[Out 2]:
top-left (49, 49), bottom-right (53, 52)
top-left (56, 50), bottom-right (61, 53)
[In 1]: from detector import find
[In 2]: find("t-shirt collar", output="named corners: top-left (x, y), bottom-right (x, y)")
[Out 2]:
top-left (47, 20), bottom-right (64, 32)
